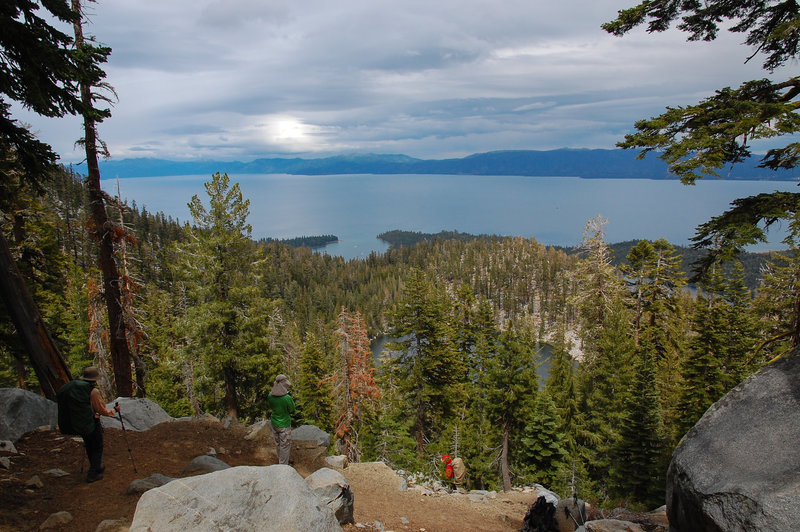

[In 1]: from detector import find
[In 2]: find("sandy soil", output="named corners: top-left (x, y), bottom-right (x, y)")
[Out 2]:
top-left (0, 418), bottom-right (533, 532)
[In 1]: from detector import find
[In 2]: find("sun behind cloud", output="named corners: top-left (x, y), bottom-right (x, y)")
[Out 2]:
top-left (260, 115), bottom-right (315, 144)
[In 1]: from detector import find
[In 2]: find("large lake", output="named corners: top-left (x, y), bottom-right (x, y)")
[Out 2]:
top-left (106, 173), bottom-right (799, 260)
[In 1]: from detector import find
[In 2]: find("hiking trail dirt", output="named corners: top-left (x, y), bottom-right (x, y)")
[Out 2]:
top-left (0, 418), bottom-right (532, 532)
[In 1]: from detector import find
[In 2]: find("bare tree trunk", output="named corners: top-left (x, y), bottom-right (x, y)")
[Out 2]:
top-left (183, 359), bottom-right (201, 416)
top-left (0, 232), bottom-right (72, 398)
top-left (115, 183), bottom-right (147, 397)
top-left (223, 364), bottom-right (239, 420)
top-left (71, 0), bottom-right (133, 397)
top-left (501, 419), bottom-right (512, 492)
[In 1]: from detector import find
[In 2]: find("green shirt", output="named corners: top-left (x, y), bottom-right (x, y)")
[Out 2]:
top-left (267, 393), bottom-right (295, 428)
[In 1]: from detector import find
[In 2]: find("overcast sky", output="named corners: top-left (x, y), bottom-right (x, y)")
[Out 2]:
top-left (16, 0), bottom-right (788, 164)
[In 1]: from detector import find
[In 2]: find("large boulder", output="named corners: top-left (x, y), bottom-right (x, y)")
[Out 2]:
top-left (182, 455), bottom-right (231, 475)
top-left (292, 424), bottom-right (331, 465)
top-left (306, 467), bottom-right (355, 525)
top-left (667, 350), bottom-right (800, 530)
top-left (293, 424), bottom-right (331, 447)
top-left (130, 465), bottom-right (341, 532)
top-left (101, 397), bottom-right (172, 431)
top-left (0, 388), bottom-right (57, 442)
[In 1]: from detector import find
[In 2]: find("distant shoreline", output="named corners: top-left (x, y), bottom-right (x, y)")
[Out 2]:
top-left (78, 148), bottom-right (799, 181)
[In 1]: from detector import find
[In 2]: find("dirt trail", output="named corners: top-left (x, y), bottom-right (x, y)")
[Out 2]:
top-left (0, 419), bottom-right (530, 532)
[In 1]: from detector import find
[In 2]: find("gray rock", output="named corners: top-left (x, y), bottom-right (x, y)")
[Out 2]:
top-left (182, 455), bottom-right (231, 475)
top-left (306, 467), bottom-right (355, 525)
top-left (244, 420), bottom-right (271, 441)
top-left (324, 455), bottom-right (348, 469)
top-left (667, 349), bottom-right (800, 531)
top-left (467, 492), bottom-right (488, 503)
top-left (0, 388), bottom-right (57, 442)
top-left (0, 440), bottom-right (17, 454)
top-left (0, 457), bottom-right (10, 469)
top-left (44, 468), bottom-right (69, 477)
top-left (130, 465), bottom-right (341, 531)
top-left (529, 483), bottom-right (560, 506)
top-left (94, 518), bottom-right (130, 532)
top-left (583, 520), bottom-right (644, 532)
top-left (126, 473), bottom-right (175, 495)
top-left (25, 475), bottom-right (43, 489)
top-left (101, 397), bottom-right (172, 431)
top-left (293, 424), bottom-right (331, 447)
top-left (556, 497), bottom-right (588, 531)
top-left (39, 511), bottom-right (73, 529)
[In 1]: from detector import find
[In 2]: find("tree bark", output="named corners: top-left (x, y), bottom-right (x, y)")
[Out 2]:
top-left (72, 0), bottom-right (133, 397)
top-left (501, 419), bottom-right (512, 492)
top-left (0, 231), bottom-right (72, 398)
top-left (223, 364), bottom-right (239, 420)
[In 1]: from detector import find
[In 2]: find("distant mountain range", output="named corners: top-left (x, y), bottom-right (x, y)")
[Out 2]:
top-left (78, 149), bottom-right (798, 180)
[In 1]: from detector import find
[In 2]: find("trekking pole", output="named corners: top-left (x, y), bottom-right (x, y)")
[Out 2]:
top-left (115, 402), bottom-right (138, 473)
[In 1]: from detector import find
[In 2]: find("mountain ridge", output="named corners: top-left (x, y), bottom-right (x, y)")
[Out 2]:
top-left (78, 149), bottom-right (799, 180)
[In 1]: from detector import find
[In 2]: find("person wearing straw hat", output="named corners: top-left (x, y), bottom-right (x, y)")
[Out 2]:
top-left (267, 374), bottom-right (295, 465)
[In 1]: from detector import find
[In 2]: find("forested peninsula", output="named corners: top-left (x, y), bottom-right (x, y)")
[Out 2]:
top-left (4, 166), bottom-right (796, 510)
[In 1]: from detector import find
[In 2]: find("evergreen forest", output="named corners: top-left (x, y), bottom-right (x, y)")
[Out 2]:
top-left (3, 166), bottom-right (797, 510)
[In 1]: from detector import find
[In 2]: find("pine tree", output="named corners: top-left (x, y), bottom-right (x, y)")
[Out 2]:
top-left (621, 239), bottom-right (688, 446)
top-left (517, 390), bottom-right (569, 492)
top-left (384, 268), bottom-right (464, 455)
top-left (482, 322), bottom-right (539, 491)
top-left (611, 347), bottom-right (668, 509)
top-left (176, 172), bottom-right (263, 419)
top-left (571, 217), bottom-right (635, 498)
top-left (0, 0), bottom-right (81, 397)
top-left (295, 330), bottom-right (336, 433)
top-left (680, 260), bottom-right (758, 436)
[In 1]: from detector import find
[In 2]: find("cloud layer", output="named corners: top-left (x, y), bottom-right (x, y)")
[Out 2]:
top-left (16, 0), bottom-right (786, 163)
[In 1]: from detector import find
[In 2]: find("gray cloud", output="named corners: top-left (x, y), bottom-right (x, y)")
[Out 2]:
top-left (18, 0), bottom-right (793, 164)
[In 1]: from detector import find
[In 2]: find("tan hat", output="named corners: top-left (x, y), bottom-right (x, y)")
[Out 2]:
top-left (80, 366), bottom-right (101, 382)
top-left (271, 374), bottom-right (291, 396)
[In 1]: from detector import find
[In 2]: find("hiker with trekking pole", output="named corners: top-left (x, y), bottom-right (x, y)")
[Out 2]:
top-left (56, 366), bottom-right (120, 483)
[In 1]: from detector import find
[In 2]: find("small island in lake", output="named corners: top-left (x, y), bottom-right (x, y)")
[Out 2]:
top-left (260, 234), bottom-right (339, 249)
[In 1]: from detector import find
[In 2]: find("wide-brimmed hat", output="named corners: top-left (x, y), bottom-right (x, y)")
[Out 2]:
top-left (80, 366), bottom-right (101, 382)
top-left (271, 374), bottom-right (291, 396)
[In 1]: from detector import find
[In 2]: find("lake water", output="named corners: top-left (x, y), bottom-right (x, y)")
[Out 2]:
top-left (106, 173), bottom-right (799, 260)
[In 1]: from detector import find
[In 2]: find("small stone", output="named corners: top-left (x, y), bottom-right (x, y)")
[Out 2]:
top-left (0, 457), bottom-right (10, 469)
top-left (25, 475), bottom-right (44, 489)
top-left (400, 517), bottom-right (410, 524)
top-left (44, 469), bottom-right (69, 477)
top-left (0, 440), bottom-right (18, 454)
top-left (95, 517), bottom-right (130, 531)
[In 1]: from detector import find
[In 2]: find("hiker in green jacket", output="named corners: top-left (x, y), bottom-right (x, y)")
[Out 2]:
top-left (267, 374), bottom-right (295, 465)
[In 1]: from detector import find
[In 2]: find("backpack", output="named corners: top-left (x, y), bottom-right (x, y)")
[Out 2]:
top-left (56, 380), bottom-right (95, 436)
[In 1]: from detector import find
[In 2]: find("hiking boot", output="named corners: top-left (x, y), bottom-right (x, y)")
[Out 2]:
top-left (97, 466), bottom-right (105, 474)
top-left (86, 471), bottom-right (104, 483)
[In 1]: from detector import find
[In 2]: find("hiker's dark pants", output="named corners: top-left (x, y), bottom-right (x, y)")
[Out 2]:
top-left (82, 419), bottom-right (104, 472)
